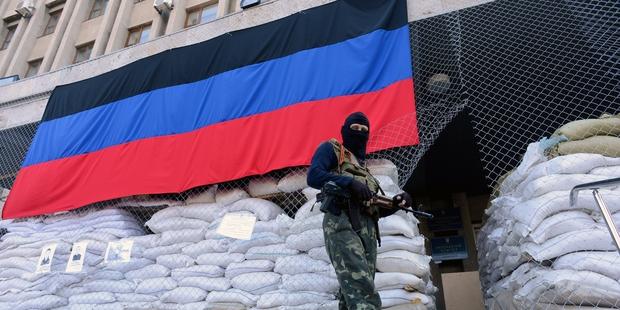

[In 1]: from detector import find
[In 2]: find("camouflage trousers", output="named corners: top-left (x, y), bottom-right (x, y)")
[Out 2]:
top-left (323, 211), bottom-right (381, 310)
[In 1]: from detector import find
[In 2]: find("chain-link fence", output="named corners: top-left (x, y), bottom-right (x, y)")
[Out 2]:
top-left (0, 0), bottom-right (618, 308)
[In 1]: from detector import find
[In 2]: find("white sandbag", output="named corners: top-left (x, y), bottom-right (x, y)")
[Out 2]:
top-left (0, 278), bottom-right (34, 293)
top-left (205, 289), bottom-right (258, 306)
top-left (159, 229), bottom-right (204, 246)
top-left (379, 289), bottom-right (432, 308)
top-left (281, 273), bottom-right (339, 293)
top-left (178, 203), bottom-right (225, 222)
top-left (142, 243), bottom-right (191, 260)
top-left (147, 207), bottom-right (181, 224)
top-left (127, 234), bottom-right (160, 248)
top-left (302, 187), bottom-right (320, 201)
top-left (519, 153), bottom-right (618, 186)
top-left (83, 280), bottom-right (135, 293)
top-left (590, 165), bottom-right (620, 176)
top-left (125, 264), bottom-right (170, 280)
top-left (183, 239), bottom-right (229, 257)
top-left (289, 214), bottom-right (324, 235)
top-left (374, 272), bottom-right (426, 292)
top-left (379, 215), bottom-right (417, 238)
top-left (294, 198), bottom-right (320, 221)
top-left (68, 292), bottom-right (116, 304)
top-left (516, 174), bottom-right (610, 200)
top-left (308, 246), bottom-right (330, 262)
top-left (228, 232), bottom-right (283, 253)
top-left (0, 290), bottom-right (47, 303)
top-left (277, 170), bottom-right (308, 193)
top-left (527, 211), bottom-right (597, 244)
top-left (367, 159), bottom-right (399, 185)
top-left (179, 277), bottom-right (231, 291)
top-left (285, 229), bottom-right (325, 251)
top-left (499, 142), bottom-right (547, 194)
top-left (0, 257), bottom-right (37, 271)
top-left (146, 217), bottom-right (208, 233)
top-left (256, 290), bottom-right (333, 308)
top-left (522, 228), bottom-right (616, 261)
top-left (375, 175), bottom-right (400, 195)
top-left (248, 177), bottom-right (280, 197)
top-left (115, 293), bottom-right (159, 302)
top-left (0, 247), bottom-right (40, 260)
top-left (135, 277), bottom-right (177, 294)
top-left (216, 188), bottom-right (250, 205)
top-left (246, 244), bottom-right (299, 261)
top-left (515, 270), bottom-right (620, 308)
top-left (225, 260), bottom-right (274, 278)
top-left (274, 255), bottom-right (330, 275)
top-left (553, 251), bottom-right (620, 280)
top-left (171, 265), bottom-right (225, 279)
top-left (15, 295), bottom-right (67, 310)
top-left (156, 254), bottom-right (195, 269)
top-left (378, 236), bottom-right (425, 254)
top-left (253, 215), bottom-right (293, 235)
top-left (185, 186), bottom-right (217, 204)
top-left (161, 287), bottom-right (208, 304)
top-left (377, 250), bottom-right (431, 278)
top-left (196, 252), bottom-right (244, 267)
top-left (228, 199), bottom-right (284, 221)
top-left (231, 272), bottom-right (281, 294)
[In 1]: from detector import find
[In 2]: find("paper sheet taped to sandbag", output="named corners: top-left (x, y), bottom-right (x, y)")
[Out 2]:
top-left (217, 212), bottom-right (257, 240)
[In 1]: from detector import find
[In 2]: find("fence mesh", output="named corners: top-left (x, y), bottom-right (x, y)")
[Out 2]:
top-left (0, 0), bottom-right (618, 309)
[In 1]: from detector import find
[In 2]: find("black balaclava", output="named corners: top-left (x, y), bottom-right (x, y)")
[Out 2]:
top-left (341, 112), bottom-right (370, 161)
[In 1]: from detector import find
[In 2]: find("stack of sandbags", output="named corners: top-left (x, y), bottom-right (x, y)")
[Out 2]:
top-left (0, 208), bottom-right (146, 310)
top-left (549, 113), bottom-right (620, 157)
top-left (478, 117), bottom-right (620, 309)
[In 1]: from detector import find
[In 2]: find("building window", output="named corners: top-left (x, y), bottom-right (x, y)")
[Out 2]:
top-left (185, 3), bottom-right (218, 28)
top-left (73, 42), bottom-right (94, 64)
top-left (25, 59), bottom-right (42, 78)
top-left (42, 10), bottom-right (62, 36)
top-left (1, 25), bottom-right (17, 50)
top-left (89, 0), bottom-right (109, 20)
top-left (125, 23), bottom-right (151, 47)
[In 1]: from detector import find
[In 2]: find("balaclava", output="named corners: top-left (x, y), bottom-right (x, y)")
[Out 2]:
top-left (341, 112), bottom-right (370, 161)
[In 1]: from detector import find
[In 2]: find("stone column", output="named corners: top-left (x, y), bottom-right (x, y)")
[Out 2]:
top-left (50, 0), bottom-right (91, 70)
top-left (164, 0), bottom-right (187, 35)
top-left (104, 0), bottom-right (134, 54)
top-left (217, 0), bottom-right (230, 17)
top-left (6, 0), bottom-right (47, 78)
top-left (0, 17), bottom-right (28, 77)
top-left (91, 0), bottom-right (121, 57)
top-left (40, 0), bottom-right (77, 73)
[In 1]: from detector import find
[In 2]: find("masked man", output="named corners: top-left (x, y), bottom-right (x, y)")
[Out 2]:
top-left (307, 112), bottom-right (412, 310)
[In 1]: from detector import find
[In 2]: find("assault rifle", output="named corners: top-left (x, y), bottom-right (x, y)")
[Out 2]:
top-left (363, 195), bottom-right (434, 219)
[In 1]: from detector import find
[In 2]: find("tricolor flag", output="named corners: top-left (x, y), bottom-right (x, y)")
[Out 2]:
top-left (3, 0), bottom-right (418, 218)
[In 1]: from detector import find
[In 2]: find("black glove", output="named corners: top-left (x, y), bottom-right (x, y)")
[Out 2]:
top-left (349, 179), bottom-right (372, 201)
top-left (393, 192), bottom-right (413, 208)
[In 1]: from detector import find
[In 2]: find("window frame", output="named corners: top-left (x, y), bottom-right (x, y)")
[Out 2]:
top-left (125, 22), bottom-right (152, 47)
top-left (73, 41), bottom-right (95, 64)
top-left (88, 0), bottom-right (109, 20)
top-left (184, 2), bottom-right (218, 28)
top-left (25, 58), bottom-right (43, 78)
top-left (1, 24), bottom-right (17, 50)
top-left (41, 9), bottom-right (62, 37)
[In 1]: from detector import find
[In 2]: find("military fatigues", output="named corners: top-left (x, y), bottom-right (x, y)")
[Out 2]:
top-left (321, 139), bottom-right (382, 310)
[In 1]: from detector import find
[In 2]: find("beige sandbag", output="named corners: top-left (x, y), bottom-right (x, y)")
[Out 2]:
top-left (553, 114), bottom-right (620, 141)
top-left (550, 135), bottom-right (620, 157)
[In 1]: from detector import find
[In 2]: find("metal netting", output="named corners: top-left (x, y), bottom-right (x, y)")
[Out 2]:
top-left (0, 0), bottom-right (618, 308)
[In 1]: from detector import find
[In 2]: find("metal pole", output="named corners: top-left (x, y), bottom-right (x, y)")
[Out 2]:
top-left (592, 189), bottom-right (620, 253)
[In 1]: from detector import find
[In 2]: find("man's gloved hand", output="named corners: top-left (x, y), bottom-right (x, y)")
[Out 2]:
top-left (349, 179), bottom-right (372, 201)
top-left (393, 192), bottom-right (413, 208)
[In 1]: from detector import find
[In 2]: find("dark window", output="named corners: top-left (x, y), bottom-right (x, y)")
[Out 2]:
top-left (42, 10), bottom-right (62, 36)
top-left (125, 23), bottom-right (151, 47)
top-left (73, 42), bottom-right (94, 64)
top-left (89, 0), bottom-right (109, 19)
top-left (25, 59), bottom-right (42, 78)
top-left (185, 3), bottom-right (218, 28)
top-left (1, 25), bottom-right (17, 50)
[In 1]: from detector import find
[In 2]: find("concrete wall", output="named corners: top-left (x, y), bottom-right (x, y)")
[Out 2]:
top-left (0, 0), bottom-right (494, 130)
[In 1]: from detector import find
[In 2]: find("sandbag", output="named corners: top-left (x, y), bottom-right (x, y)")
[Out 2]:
top-left (277, 170), bottom-right (308, 193)
top-left (216, 188), bottom-right (250, 205)
top-left (246, 244), bottom-right (299, 261)
top-left (379, 289), bottom-right (433, 308)
top-left (281, 273), bottom-right (339, 293)
top-left (552, 251), bottom-right (620, 280)
top-left (590, 165), bottom-right (620, 176)
top-left (379, 215), bottom-right (418, 238)
top-left (285, 229), bottom-right (325, 251)
top-left (159, 229), bottom-right (204, 246)
top-left (115, 293), bottom-right (159, 302)
top-left (248, 177), bottom-right (280, 197)
top-left (161, 287), bottom-right (208, 304)
top-left (182, 239), bottom-right (229, 257)
top-left (375, 175), bottom-right (400, 195)
top-left (205, 289), bottom-right (258, 306)
top-left (374, 272), bottom-right (426, 292)
top-left (377, 251), bottom-right (431, 278)
top-left (228, 199), bottom-right (284, 221)
top-left (178, 203), bottom-right (224, 222)
top-left (553, 115), bottom-right (620, 141)
top-left (308, 246), bottom-right (330, 262)
top-left (274, 255), bottom-right (330, 275)
top-left (156, 254), bottom-right (195, 269)
top-left (516, 174), bottom-right (609, 200)
top-left (552, 136), bottom-right (620, 157)
top-left (15, 295), bottom-right (67, 310)
top-left (231, 272), bottom-right (281, 294)
top-left (289, 213), bottom-right (323, 235)
top-left (225, 260), bottom-right (274, 278)
top-left (147, 207), bottom-right (181, 225)
top-left (179, 276), bottom-right (231, 291)
top-left (146, 217), bottom-right (208, 233)
top-left (196, 253), bottom-right (244, 267)
top-left (135, 277), bottom-right (177, 294)
top-left (228, 232), bottom-right (283, 253)
top-left (125, 264), bottom-right (170, 280)
top-left (83, 280), bottom-right (135, 293)
top-left (367, 159), bottom-right (399, 185)
top-left (527, 211), bottom-right (596, 244)
top-left (185, 186), bottom-right (217, 204)
top-left (256, 290), bottom-right (333, 308)
top-left (68, 292), bottom-right (116, 304)
top-left (522, 228), bottom-right (616, 261)
top-left (171, 265), bottom-right (225, 279)
top-left (377, 236), bottom-right (425, 254)
top-left (302, 187), bottom-right (320, 201)
top-left (142, 243), bottom-right (191, 260)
